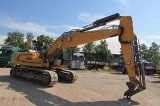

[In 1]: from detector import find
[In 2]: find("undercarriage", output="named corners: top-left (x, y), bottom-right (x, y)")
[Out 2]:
top-left (10, 65), bottom-right (77, 86)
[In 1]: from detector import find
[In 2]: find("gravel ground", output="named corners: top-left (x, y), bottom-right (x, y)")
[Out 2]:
top-left (0, 68), bottom-right (160, 106)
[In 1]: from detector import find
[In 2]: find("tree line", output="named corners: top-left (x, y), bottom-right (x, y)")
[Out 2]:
top-left (4, 31), bottom-right (53, 51)
top-left (2, 31), bottom-right (160, 67)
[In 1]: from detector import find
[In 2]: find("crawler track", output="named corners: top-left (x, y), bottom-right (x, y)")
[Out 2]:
top-left (10, 66), bottom-right (58, 86)
top-left (55, 68), bottom-right (77, 83)
top-left (10, 66), bottom-right (77, 86)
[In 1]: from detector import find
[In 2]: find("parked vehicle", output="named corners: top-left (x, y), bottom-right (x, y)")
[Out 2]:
top-left (118, 56), bottom-right (127, 74)
top-left (143, 62), bottom-right (154, 75)
top-left (110, 57), bottom-right (120, 70)
top-left (86, 60), bottom-right (106, 70)
top-left (118, 59), bottom-right (154, 75)
top-left (71, 53), bottom-right (85, 69)
top-left (0, 46), bottom-right (21, 67)
top-left (153, 65), bottom-right (160, 75)
top-left (84, 52), bottom-right (106, 70)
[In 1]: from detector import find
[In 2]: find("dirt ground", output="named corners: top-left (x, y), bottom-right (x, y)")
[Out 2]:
top-left (0, 68), bottom-right (160, 106)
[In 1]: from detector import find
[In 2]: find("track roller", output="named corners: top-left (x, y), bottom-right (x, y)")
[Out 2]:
top-left (55, 68), bottom-right (77, 83)
top-left (10, 67), bottom-right (58, 86)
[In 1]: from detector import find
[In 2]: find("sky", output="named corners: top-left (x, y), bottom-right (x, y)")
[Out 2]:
top-left (0, 0), bottom-right (160, 47)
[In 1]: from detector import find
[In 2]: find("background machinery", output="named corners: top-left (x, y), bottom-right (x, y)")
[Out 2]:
top-left (118, 58), bottom-right (154, 75)
top-left (10, 13), bottom-right (146, 98)
top-left (71, 53), bottom-right (85, 70)
top-left (0, 46), bottom-right (21, 67)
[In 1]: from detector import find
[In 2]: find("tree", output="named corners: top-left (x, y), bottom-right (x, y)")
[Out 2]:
top-left (4, 31), bottom-right (24, 47)
top-left (26, 32), bottom-right (34, 49)
top-left (35, 35), bottom-right (53, 50)
top-left (141, 42), bottom-right (160, 68)
top-left (148, 42), bottom-right (160, 67)
top-left (4, 31), bottom-right (36, 50)
top-left (95, 40), bottom-right (113, 63)
top-left (20, 42), bottom-right (30, 51)
top-left (71, 46), bottom-right (80, 54)
top-left (83, 42), bottom-right (96, 53)
top-left (82, 42), bottom-right (96, 61)
top-left (140, 43), bottom-right (148, 59)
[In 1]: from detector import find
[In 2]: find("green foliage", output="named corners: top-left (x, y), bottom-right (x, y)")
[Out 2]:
top-left (20, 42), bottom-right (30, 50)
top-left (26, 32), bottom-right (34, 49)
top-left (141, 43), bottom-right (149, 59)
top-left (148, 42), bottom-right (160, 67)
top-left (5, 31), bottom-right (24, 47)
top-left (141, 42), bottom-right (160, 68)
top-left (71, 46), bottom-right (80, 54)
top-left (95, 40), bottom-right (113, 62)
top-left (63, 48), bottom-right (72, 60)
top-left (82, 40), bottom-right (113, 63)
top-left (4, 31), bottom-right (35, 50)
top-left (35, 35), bottom-right (53, 50)
top-left (83, 42), bottom-right (96, 60)
top-left (26, 32), bottom-right (34, 41)
top-left (4, 31), bottom-right (54, 51)
top-left (83, 42), bottom-right (96, 53)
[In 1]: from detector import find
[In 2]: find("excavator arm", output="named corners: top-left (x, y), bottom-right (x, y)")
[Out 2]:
top-left (45, 13), bottom-right (146, 98)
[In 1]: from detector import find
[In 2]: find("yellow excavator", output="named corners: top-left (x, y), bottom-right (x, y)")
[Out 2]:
top-left (10, 13), bottom-right (146, 99)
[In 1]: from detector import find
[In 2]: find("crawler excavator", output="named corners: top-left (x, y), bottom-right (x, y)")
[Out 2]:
top-left (10, 13), bottom-right (146, 99)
